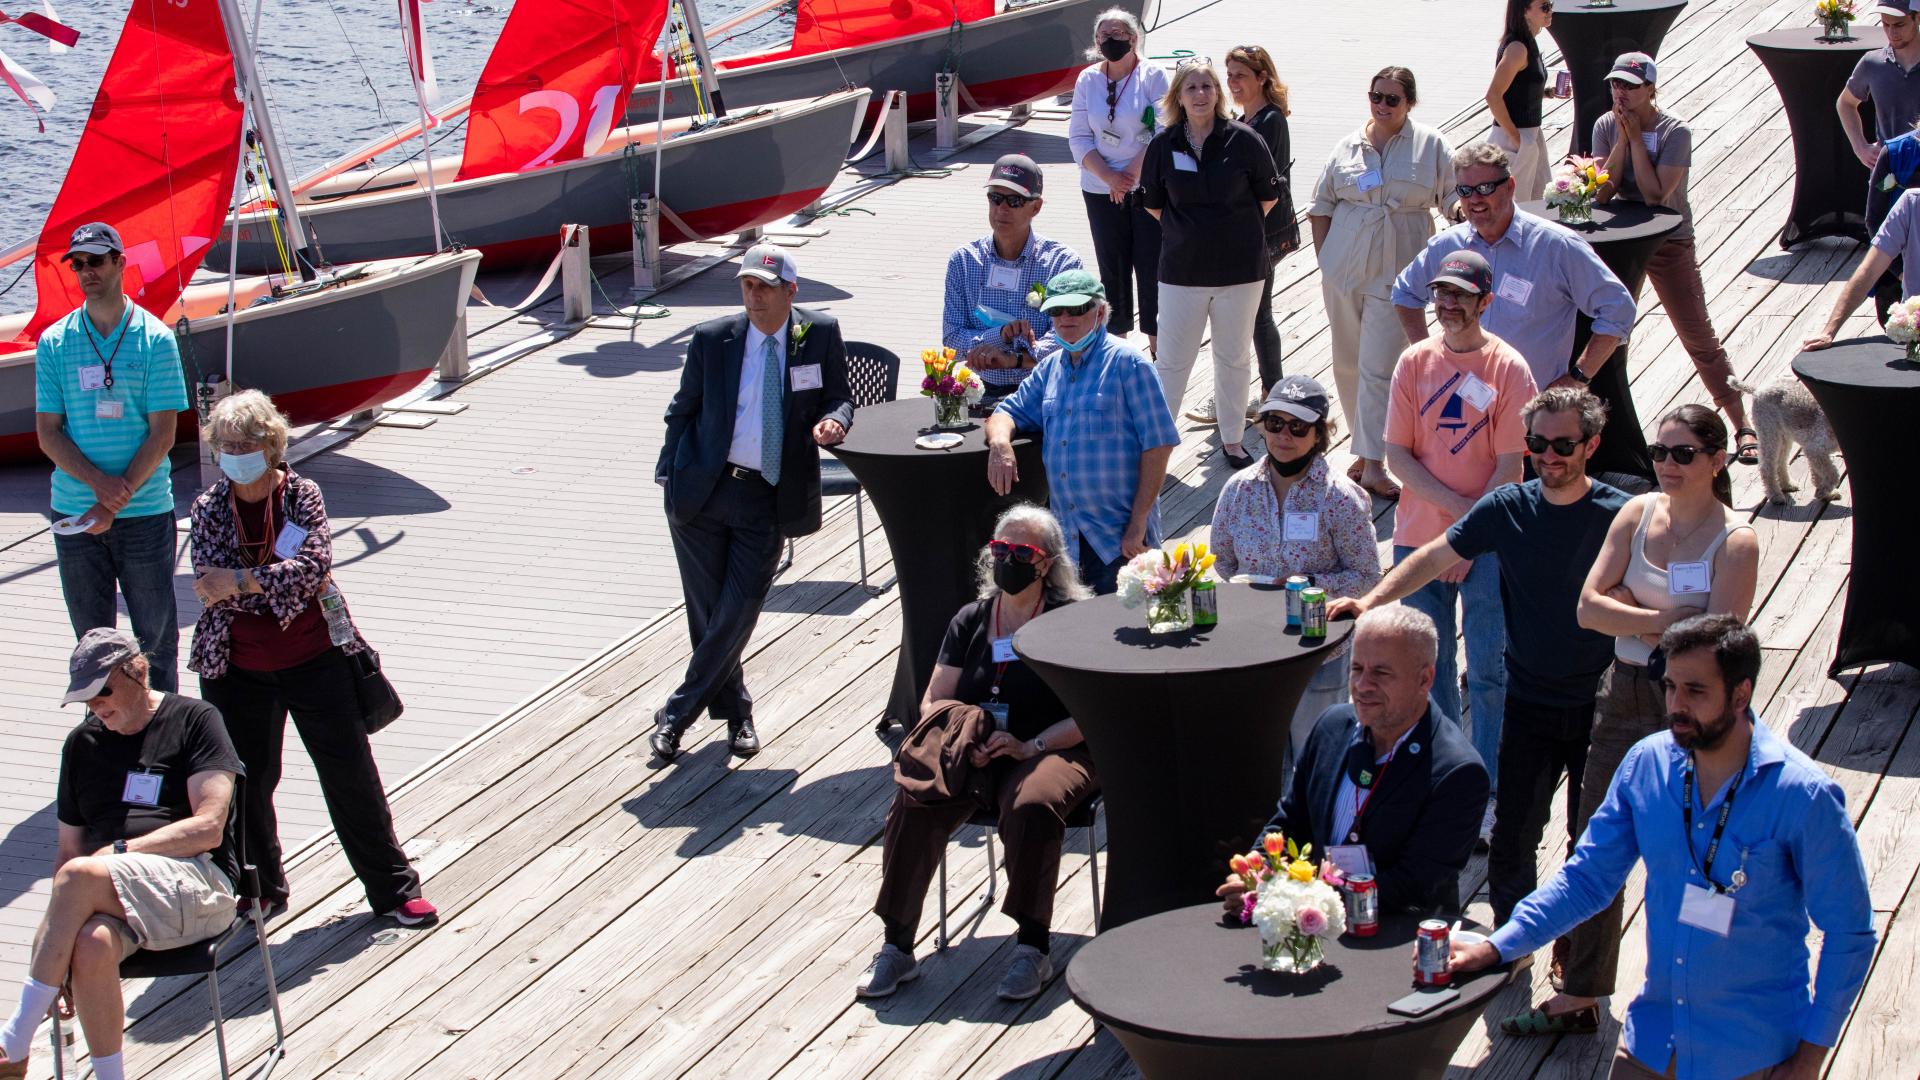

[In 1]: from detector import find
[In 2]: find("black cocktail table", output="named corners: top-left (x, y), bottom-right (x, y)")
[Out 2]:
top-left (1068, 904), bottom-right (1511, 1079)
top-left (826, 398), bottom-right (1047, 725)
top-left (1792, 338), bottom-right (1920, 676)
top-left (1013, 585), bottom-right (1351, 929)
top-left (1548, 0), bottom-right (1688, 156)
top-left (1749, 27), bottom-right (1885, 248)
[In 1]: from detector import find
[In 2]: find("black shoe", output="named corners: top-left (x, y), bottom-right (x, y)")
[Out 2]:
top-left (649, 708), bottom-right (684, 761)
top-left (728, 718), bottom-right (760, 757)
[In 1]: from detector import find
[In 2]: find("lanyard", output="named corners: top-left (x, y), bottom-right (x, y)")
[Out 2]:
top-left (1346, 742), bottom-right (1399, 842)
top-left (989, 592), bottom-right (1043, 699)
top-left (1681, 760), bottom-right (1742, 892)
top-left (228, 476), bottom-right (286, 568)
top-left (1104, 65), bottom-right (1134, 125)
top-left (84, 307), bottom-right (132, 389)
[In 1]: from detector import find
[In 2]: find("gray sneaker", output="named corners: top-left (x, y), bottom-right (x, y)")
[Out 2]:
top-left (1183, 396), bottom-right (1217, 424)
top-left (997, 944), bottom-right (1053, 1001)
top-left (856, 945), bottom-right (919, 998)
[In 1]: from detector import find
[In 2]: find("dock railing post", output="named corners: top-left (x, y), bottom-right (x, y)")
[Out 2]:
top-left (559, 224), bottom-right (592, 324)
top-left (196, 376), bottom-right (232, 490)
top-left (631, 197), bottom-right (662, 294)
top-left (883, 91), bottom-right (911, 173)
top-left (934, 72), bottom-right (960, 151)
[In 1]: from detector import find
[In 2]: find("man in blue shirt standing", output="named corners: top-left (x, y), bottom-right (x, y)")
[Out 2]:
top-left (986, 268), bottom-right (1178, 593)
top-left (941, 154), bottom-right (1086, 401)
top-left (34, 223), bottom-right (189, 692)
top-left (1450, 614), bottom-right (1876, 1080)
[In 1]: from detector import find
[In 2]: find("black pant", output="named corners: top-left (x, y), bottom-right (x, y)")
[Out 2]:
top-left (664, 473), bottom-right (783, 726)
top-left (1083, 190), bottom-right (1161, 337)
top-left (1488, 695), bottom-right (1594, 926)
top-left (1253, 251), bottom-right (1283, 394)
top-left (200, 646), bottom-right (421, 912)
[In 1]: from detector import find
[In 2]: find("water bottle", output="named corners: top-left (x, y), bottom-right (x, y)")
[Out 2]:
top-left (318, 579), bottom-right (354, 647)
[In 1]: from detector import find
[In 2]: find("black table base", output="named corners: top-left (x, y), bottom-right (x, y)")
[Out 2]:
top-left (1750, 28), bottom-right (1883, 249)
top-left (1549, 0), bottom-right (1688, 157)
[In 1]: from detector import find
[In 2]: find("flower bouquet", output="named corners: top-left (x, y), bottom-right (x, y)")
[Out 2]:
top-left (1885, 297), bottom-right (1920, 362)
top-left (1546, 157), bottom-right (1608, 226)
top-left (1815, 0), bottom-right (1856, 40)
top-left (1229, 833), bottom-right (1347, 974)
top-left (1116, 541), bottom-right (1216, 633)
top-left (919, 346), bottom-right (984, 429)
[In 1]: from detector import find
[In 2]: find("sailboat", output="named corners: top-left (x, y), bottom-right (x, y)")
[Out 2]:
top-left (208, 0), bottom-right (871, 273)
top-left (0, 0), bottom-right (479, 464)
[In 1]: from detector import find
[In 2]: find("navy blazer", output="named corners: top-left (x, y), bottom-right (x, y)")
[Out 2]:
top-left (656, 307), bottom-right (855, 537)
top-left (1264, 701), bottom-right (1489, 916)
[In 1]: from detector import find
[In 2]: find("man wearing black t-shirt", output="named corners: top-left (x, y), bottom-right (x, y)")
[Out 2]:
top-left (0, 629), bottom-right (243, 1080)
top-left (1329, 388), bottom-right (1626, 940)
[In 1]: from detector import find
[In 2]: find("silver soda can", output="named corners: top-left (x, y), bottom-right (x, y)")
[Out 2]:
top-left (1415, 919), bottom-right (1452, 986)
top-left (1344, 874), bottom-right (1378, 936)
top-left (1285, 575), bottom-right (1310, 627)
top-left (1300, 587), bottom-right (1328, 640)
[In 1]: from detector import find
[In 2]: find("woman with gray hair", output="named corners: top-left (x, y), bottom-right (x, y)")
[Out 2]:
top-left (861, 504), bottom-right (1096, 1004)
top-left (187, 390), bottom-right (436, 928)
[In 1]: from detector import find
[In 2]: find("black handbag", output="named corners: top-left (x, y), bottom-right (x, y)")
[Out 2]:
top-left (351, 647), bottom-right (404, 734)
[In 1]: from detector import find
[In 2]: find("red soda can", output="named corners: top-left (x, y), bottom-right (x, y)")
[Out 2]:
top-left (1345, 875), bottom-right (1378, 937)
top-left (1414, 919), bottom-right (1452, 986)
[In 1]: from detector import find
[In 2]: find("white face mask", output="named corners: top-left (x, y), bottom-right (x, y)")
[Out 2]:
top-left (218, 449), bottom-right (269, 485)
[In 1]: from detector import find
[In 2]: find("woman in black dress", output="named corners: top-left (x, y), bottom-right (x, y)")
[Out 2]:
top-left (1225, 44), bottom-right (1302, 402)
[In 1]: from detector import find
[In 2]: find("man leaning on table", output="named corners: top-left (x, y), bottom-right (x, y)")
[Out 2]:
top-left (985, 268), bottom-right (1179, 594)
top-left (1449, 614), bottom-right (1875, 1080)
top-left (1837, 0), bottom-right (1920, 320)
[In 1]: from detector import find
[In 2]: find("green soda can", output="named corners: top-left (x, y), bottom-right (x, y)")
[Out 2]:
top-left (1300, 587), bottom-right (1328, 640)
top-left (1192, 578), bottom-right (1218, 626)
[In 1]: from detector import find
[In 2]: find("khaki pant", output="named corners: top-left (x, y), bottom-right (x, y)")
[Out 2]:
top-left (1323, 281), bottom-right (1406, 462)
top-left (1154, 280), bottom-right (1264, 445)
top-left (1641, 238), bottom-right (1740, 413)
top-left (1491, 125), bottom-right (1551, 202)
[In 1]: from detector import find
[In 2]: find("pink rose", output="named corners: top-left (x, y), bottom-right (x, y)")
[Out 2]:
top-left (1296, 905), bottom-right (1327, 936)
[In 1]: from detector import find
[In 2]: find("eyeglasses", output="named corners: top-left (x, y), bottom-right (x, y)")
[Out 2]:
top-left (1366, 90), bottom-right (1403, 108)
top-left (212, 439), bottom-right (264, 455)
top-left (989, 540), bottom-right (1049, 565)
top-left (1258, 415), bottom-right (1315, 436)
top-left (66, 253), bottom-right (110, 272)
top-left (1050, 300), bottom-right (1098, 317)
top-left (1430, 284), bottom-right (1477, 304)
top-left (1524, 434), bottom-right (1584, 456)
top-left (1455, 177), bottom-right (1511, 198)
top-left (987, 192), bottom-right (1032, 209)
top-left (1648, 443), bottom-right (1706, 465)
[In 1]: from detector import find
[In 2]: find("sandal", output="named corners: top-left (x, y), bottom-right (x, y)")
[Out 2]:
top-left (1361, 476), bottom-right (1401, 501)
top-left (1499, 1002), bottom-right (1600, 1037)
top-left (1734, 427), bottom-right (1760, 466)
top-left (1347, 459), bottom-right (1366, 483)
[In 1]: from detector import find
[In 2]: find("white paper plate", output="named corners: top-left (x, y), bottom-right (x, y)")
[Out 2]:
top-left (50, 516), bottom-right (96, 537)
top-left (915, 433), bottom-right (964, 450)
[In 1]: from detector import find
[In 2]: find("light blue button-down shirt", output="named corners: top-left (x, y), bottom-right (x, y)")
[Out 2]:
top-left (1391, 210), bottom-right (1636, 391)
top-left (993, 329), bottom-right (1179, 565)
top-left (1488, 715), bottom-right (1876, 1080)
top-left (942, 230), bottom-right (1084, 389)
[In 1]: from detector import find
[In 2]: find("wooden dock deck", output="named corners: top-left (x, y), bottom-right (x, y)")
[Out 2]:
top-left (0, 0), bottom-right (1915, 1074)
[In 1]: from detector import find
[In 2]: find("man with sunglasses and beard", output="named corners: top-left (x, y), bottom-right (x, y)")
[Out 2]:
top-left (1451, 615), bottom-right (1875, 1080)
top-left (941, 155), bottom-right (1085, 402)
top-left (35, 222), bottom-right (190, 693)
top-left (1336, 385), bottom-right (1627, 1012)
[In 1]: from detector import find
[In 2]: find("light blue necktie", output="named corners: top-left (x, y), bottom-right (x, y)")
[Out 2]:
top-left (760, 334), bottom-right (784, 486)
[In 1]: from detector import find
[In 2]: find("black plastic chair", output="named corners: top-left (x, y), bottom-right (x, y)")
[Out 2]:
top-left (935, 794), bottom-right (1103, 950)
top-left (52, 776), bottom-right (286, 1080)
top-left (783, 341), bottom-right (901, 592)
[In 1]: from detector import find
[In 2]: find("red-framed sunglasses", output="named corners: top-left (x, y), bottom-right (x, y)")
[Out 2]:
top-left (989, 540), bottom-right (1049, 565)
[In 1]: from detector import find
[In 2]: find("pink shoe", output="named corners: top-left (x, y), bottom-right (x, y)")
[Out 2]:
top-left (384, 897), bottom-right (440, 927)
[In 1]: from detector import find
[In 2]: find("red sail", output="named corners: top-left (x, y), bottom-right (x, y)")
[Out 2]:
top-left (716, 0), bottom-right (990, 70)
top-left (457, 0), bottom-right (668, 180)
top-left (21, 0), bottom-right (241, 342)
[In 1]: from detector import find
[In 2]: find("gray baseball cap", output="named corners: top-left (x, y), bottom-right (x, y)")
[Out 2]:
top-left (737, 243), bottom-right (798, 285)
top-left (62, 627), bottom-right (139, 705)
top-left (1608, 52), bottom-right (1657, 87)
top-left (1257, 375), bottom-right (1331, 423)
top-left (985, 153), bottom-right (1043, 197)
top-left (65, 222), bottom-right (123, 259)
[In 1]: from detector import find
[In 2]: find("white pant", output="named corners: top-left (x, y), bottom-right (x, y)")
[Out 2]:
top-left (1491, 125), bottom-right (1550, 202)
top-left (1154, 280), bottom-right (1264, 445)
top-left (1323, 281), bottom-right (1405, 463)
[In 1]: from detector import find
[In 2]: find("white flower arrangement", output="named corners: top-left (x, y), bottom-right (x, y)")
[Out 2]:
top-left (1232, 834), bottom-right (1347, 974)
top-left (1885, 297), bottom-right (1920, 344)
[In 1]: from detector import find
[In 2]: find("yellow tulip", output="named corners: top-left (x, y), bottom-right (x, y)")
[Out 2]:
top-left (1198, 553), bottom-right (1217, 574)
top-left (1173, 542), bottom-right (1192, 568)
top-left (1287, 860), bottom-right (1314, 883)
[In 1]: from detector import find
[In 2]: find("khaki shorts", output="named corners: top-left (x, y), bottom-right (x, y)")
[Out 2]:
top-left (101, 852), bottom-right (237, 959)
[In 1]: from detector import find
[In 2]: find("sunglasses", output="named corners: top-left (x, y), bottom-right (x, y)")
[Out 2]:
top-left (1538, 1), bottom-right (1553, 10)
top-left (1524, 433), bottom-right (1584, 456)
top-left (989, 540), bottom-right (1048, 565)
top-left (66, 253), bottom-right (111, 272)
top-left (987, 191), bottom-right (1032, 209)
top-left (1455, 177), bottom-right (1511, 198)
top-left (1648, 442), bottom-right (1706, 465)
top-left (1606, 78), bottom-right (1641, 91)
top-left (1259, 415), bottom-right (1315, 436)
top-left (1050, 300), bottom-right (1098, 317)
top-left (1367, 90), bottom-right (1403, 108)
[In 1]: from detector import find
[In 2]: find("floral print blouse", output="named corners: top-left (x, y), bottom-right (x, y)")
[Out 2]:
top-left (1209, 454), bottom-right (1382, 603)
top-left (188, 467), bottom-right (367, 680)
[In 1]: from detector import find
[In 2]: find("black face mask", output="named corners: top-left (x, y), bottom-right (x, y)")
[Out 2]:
top-left (1100, 37), bottom-right (1132, 62)
top-left (1269, 450), bottom-right (1315, 477)
top-left (994, 558), bottom-right (1040, 595)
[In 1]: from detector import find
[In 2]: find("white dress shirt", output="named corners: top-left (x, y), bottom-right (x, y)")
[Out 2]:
top-left (728, 321), bottom-right (788, 470)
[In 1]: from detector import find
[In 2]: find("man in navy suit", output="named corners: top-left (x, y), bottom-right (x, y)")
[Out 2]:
top-left (651, 245), bottom-right (855, 761)
top-left (1218, 606), bottom-right (1489, 916)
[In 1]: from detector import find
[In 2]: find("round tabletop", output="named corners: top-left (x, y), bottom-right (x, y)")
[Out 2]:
top-left (1791, 335), bottom-right (1920, 389)
top-left (828, 395), bottom-right (1017, 460)
top-left (1013, 582), bottom-right (1348, 675)
top-left (1747, 25), bottom-right (1885, 53)
top-left (1518, 199), bottom-right (1683, 249)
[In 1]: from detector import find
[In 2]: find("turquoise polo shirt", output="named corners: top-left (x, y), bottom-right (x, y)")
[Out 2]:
top-left (34, 304), bottom-right (188, 518)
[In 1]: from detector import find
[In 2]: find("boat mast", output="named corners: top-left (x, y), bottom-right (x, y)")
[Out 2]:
top-left (213, 0), bottom-right (318, 279)
top-left (676, 0), bottom-right (727, 117)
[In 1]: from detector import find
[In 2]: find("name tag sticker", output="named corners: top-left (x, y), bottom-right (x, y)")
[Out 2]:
top-left (78, 364), bottom-right (107, 391)
top-left (272, 522), bottom-right (310, 561)
top-left (1355, 168), bottom-right (1383, 192)
top-left (1328, 844), bottom-right (1374, 878)
top-left (991, 635), bottom-right (1018, 664)
top-left (1171, 151), bottom-right (1199, 173)
top-left (94, 398), bottom-right (124, 420)
top-left (1678, 882), bottom-right (1735, 937)
top-left (1668, 559), bottom-right (1711, 595)
top-left (1641, 132), bottom-right (1659, 156)
top-left (122, 771), bottom-right (162, 807)
top-left (789, 363), bottom-right (823, 391)
top-left (986, 263), bottom-right (1022, 292)
top-left (1283, 511), bottom-right (1319, 541)
top-left (1457, 373), bottom-right (1496, 412)
top-left (1495, 274), bottom-right (1534, 306)
top-left (1099, 128), bottom-right (1125, 148)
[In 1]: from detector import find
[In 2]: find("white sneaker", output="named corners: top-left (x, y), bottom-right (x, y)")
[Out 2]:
top-left (997, 944), bottom-right (1053, 1001)
top-left (855, 945), bottom-right (919, 998)
top-left (1184, 396), bottom-right (1217, 424)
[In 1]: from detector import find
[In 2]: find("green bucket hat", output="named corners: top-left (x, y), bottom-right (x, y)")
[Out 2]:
top-left (1038, 268), bottom-right (1106, 312)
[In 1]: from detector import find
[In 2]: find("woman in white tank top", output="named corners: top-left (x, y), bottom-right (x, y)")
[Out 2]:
top-left (1499, 405), bottom-right (1759, 1034)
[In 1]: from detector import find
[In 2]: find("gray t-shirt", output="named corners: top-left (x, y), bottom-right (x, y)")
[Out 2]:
top-left (1592, 111), bottom-right (1694, 240)
top-left (1871, 187), bottom-right (1920, 295)
top-left (1847, 46), bottom-right (1920, 142)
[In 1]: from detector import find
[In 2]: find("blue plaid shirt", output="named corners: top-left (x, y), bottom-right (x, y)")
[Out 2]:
top-left (993, 329), bottom-right (1179, 564)
top-left (941, 230), bottom-right (1084, 389)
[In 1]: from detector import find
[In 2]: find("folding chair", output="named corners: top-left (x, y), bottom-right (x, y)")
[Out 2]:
top-left (781, 340), bottom-right (902, 588)
top-left (934, 794), bottom-right (1103, 950)
top-left (52, 775), bottom-right (286, 1080)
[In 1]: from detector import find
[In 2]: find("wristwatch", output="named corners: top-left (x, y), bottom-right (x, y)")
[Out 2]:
top-left (1567, 363), bottom-right (1592, 385)
top-left (1032, 735), bottom-right (1049, 754)
top-left (112, 839), bottom-right (128, 854)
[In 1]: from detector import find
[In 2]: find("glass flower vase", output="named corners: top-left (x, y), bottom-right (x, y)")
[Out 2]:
top-left (1821, 19), bottom-right (1851, 40)
top-left (1906, 339), bottom-right (1920, 364)
top-left (1556, 198), bottom-right (1594, 226)
top-left (1145, 588), bottom-right (1194, 634)
top-left (932, 394), bottom-right (969, 430)
top-left (1261, 932), bottom-right (1326, 974)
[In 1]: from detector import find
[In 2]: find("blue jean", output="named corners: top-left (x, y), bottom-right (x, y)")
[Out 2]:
top-left (1077, 536), bottom-right (1125, 596)
top-left (1394, 545), bottom-right (1505, 791)
top-left (52, 509), bottom-right (179, 692)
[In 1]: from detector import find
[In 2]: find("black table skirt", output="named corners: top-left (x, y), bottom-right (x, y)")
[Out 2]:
top-left (1547, 0), bottom-right (1688, 157)
top-left (1014, 586), bottom-right (1352, 929)
top-left (826, 398), bottom-right (1047, 724)
top-left (1067, 904), bottom-right (1511, 1079)
top-left (1791, 339), bottom-right (1920, 676)
top-left (1749, 28), bottom-right (1884, 249)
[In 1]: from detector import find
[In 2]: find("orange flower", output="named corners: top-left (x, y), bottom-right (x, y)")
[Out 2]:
top-left (1262, 832), bottom-right (1285, 857)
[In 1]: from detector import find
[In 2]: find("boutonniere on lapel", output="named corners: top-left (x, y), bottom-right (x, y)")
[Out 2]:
top-left (789, 320), bottom-right (812, 360)
top-left (1025, 283), bottom-right (1047, 311)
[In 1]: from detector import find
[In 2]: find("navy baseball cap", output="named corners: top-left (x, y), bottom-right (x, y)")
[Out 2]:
top-left (986, 154), bottom-right (1043, 198)
top-left (1430, 250), bottom-right (1494, 295)
top-left (65, 222), bottom-right (123, 259)
top-left (1608, 52), bottom-right (1657, 86)
top-left (62, 627), bottom-right (139, 705)
top-left (1873, 0), bottom-right (1916, 17)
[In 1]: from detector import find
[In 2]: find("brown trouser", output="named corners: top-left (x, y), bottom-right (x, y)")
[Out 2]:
top-left (1641, 238), bottom-right (1741, 413)
top-left (1561, 661), bottom-right (1666, 998)
top-left (874, 746), bottom-right (1097, 935)
top-left (1608, 1046), bottom-right (1772, 1079)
